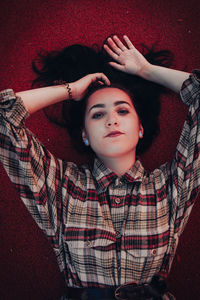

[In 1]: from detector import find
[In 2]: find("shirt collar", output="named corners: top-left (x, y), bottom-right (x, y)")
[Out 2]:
top-left (92, 158), bottom-right (144, 191)
top-left (92, 158), bottom-right (118, 191)
top-left (121, 159), bottom-right (144, 183)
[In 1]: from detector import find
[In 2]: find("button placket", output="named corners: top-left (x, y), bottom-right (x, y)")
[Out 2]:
top-left (110, 179), bottom-right (126, 206)
top-left (108, 180), bottom-right (127, 241)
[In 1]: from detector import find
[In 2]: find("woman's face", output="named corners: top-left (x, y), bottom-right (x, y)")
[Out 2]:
top-left (82, 87), bottom-right (143, 161)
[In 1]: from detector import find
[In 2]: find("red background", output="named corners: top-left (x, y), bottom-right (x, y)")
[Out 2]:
top-left (0, 0), bottom-right (200, 299)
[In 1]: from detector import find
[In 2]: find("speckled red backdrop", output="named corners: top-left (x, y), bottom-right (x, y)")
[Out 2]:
top-left (0, 0), bottom-right (200, 299)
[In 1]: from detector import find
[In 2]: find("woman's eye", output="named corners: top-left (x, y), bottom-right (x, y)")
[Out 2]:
top-left (118, 109), bottom-right (129, 115)
top-left (92, 112), bottom-right (104, 119)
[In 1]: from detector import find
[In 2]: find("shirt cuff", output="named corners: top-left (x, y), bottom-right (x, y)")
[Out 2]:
top-left (0, 89), bottom-right (29, 127)
top-left (180, 70), bottom-right (200, 106)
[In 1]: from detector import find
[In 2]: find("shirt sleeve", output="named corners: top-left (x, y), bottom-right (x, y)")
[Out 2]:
top-left (0, 89), bottom-right (65, 238)
top-left (166, 70), bottom-right (200, 234)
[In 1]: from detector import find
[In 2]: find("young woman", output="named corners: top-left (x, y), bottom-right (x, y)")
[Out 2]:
top-left (0, 35), bottom-right (199, 300)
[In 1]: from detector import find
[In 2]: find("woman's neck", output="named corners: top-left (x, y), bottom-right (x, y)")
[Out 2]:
top-left (98, 153), bottom-right (136, 177)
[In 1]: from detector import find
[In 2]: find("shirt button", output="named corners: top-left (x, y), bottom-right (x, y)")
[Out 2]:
top-left (114, 197), bottom-right (121, 204)
top-left (116, 231), bottom-right (121, 238)
top-left (151, 249), bottom-right (157, 256)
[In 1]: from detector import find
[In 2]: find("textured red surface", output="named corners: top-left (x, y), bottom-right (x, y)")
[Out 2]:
top-left (0, 0), bottom-right (200, 299)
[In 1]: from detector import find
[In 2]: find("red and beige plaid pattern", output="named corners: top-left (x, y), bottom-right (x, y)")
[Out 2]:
top-left (0, 71), bottom-right (199, 289)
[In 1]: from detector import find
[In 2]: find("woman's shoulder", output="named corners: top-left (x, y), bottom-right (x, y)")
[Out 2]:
top-left (141, 161), bottom-right (169, 186)
top-left (62, 160), bottom-right (93, 185)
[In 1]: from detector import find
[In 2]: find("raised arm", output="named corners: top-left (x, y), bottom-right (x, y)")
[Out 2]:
top-left (0, 72), bottom-right (110, 239)
top-left (104, 35), bottom-right (190, 93)
top-left (16, 73), bottom-right (110, 114)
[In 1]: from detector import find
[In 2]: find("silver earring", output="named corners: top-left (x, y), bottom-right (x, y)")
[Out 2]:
top-left (139, 131), bottom-right (143, 138)
top-left (84, 139), bottom-right (89, 146)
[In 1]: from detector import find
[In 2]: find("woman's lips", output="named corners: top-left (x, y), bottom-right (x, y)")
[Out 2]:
top-left (105, 131), bottom-right (124, 137)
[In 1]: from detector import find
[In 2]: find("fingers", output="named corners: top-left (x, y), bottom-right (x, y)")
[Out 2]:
top-left (108, 62), bottom-right (124, 71)
top-left (112, 35), bottom-right (126, 51)
top-left (104, 35), bottom-right (135, 56)
top-left (93, 73), bottom-right (111, 86)
top-left (123, 35), bottom-right (135, 49)
top-left (105, 37), bottom-right (123, 56)
top-left (73, 73), bottom-right (110, 101)
top-left (103, 44), bottom-right (119, 61)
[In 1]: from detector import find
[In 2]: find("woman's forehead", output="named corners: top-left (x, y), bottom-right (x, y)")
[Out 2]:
top-left (87, 87), bottom-right (133, 107)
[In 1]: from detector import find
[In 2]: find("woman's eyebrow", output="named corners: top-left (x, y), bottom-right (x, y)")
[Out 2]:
top-left (89, 103), bottom-right (105, 112)
top-left (89, 100), bottom-right (131, 112)
top-left (114, 100), bottom-right (131, 107)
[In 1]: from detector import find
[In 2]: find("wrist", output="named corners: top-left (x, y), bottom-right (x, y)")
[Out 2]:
top-left (53, 80), bottom-right (74, 100)
top-left (65, 82), bottom-right (73, 100)
top-left (138, 62), bottom-right (153, 80)
top-left (70, 82), bottom-right (78, 100)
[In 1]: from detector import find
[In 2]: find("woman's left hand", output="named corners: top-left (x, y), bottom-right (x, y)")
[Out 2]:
top-left (104, 35), bottom-right (151, 77)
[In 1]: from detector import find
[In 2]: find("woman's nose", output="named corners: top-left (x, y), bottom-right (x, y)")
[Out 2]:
top-left (106, 114), bottom-right (119, 127)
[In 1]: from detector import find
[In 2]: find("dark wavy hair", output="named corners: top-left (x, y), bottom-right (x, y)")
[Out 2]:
top-left (32, 37), bottom-right (174, 156)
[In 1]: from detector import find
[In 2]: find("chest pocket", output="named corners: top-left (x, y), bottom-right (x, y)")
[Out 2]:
top-left (64, 226), bottom-right (117, 284)
top-left (124, 193), bottom-right (170, 256)
top-left (122, 222), bottom-right (170, 282)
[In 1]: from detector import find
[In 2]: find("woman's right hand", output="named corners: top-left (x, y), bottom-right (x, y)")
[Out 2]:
top-left (71, 73), bottom-right (110, 101)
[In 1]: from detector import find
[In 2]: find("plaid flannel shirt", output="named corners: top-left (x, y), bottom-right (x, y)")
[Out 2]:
top-left (0, 71), bottom-right (200, 290)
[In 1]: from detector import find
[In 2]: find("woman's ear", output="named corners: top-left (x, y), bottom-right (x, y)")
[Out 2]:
top-left (82, 129), bottom-right (90, 146)
top-left (139, 124), bottom-right (144, 138)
